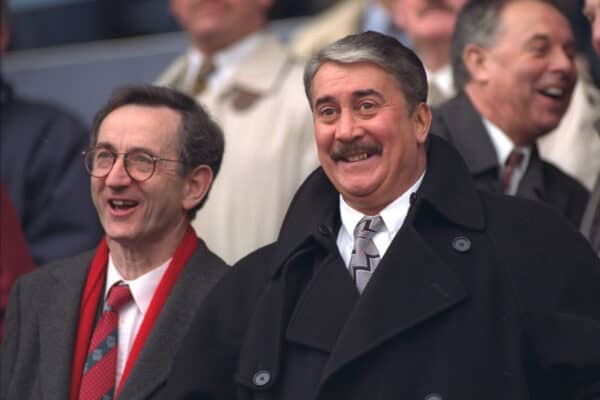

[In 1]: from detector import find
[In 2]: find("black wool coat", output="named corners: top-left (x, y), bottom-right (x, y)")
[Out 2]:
top-left (163, 135), bottom-right (600, 400)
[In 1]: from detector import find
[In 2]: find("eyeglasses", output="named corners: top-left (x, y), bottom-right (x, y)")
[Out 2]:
top-left (82, 147), bottom-right (184, 182)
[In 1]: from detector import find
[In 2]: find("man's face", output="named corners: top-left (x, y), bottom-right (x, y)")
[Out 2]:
top-left (584, 0), bottom-right (600, 55)
top-left (394, 0), bottom-right (467, 45)
top-left (170, 0), bottom-right (272, 51)
top-left (310, 61), bottom-right (430, 215)
top-left (91, 105), bottom-right (191, 247)
top-left (476, 1), bottom-right (577, 144)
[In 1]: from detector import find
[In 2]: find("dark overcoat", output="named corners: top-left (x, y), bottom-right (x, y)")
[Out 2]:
top-left (163, 136), bottom-right (600, 400)
top-left (430, 91), bottom-right (589, 228)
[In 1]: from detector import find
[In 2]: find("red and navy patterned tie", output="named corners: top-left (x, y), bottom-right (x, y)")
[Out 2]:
top-left (79, 283), bottom-right (132, 400)
top-left (349, 216), bottom-right (384, 293)
top-left (501, 149), bottom-right (525, 194)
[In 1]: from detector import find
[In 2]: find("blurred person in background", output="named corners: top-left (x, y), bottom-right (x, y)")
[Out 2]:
top-left (392, 0), bottom-right (467, 105)
top-left (431, 0), bottom-right (589, 227)
top-left (536, 0), bottom-right (600, 192)
top-left (581, 0), bottom-right (600, 256)
top-left (0, 181), bottom-right (35, 340)
top-left (0, 0), bottom-right (103, 265)
top-left (157, 0), bottom-right (318, 264)
top-left (288, 0), bottom-right (409, 59)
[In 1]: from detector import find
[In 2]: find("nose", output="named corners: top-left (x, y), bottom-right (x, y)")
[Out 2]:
top-left (335, 109), bottom-right (362, 142)
top-left (104, 156), bottom-right (132, 187)
top-left (550, 47), bottom-right (576, 79)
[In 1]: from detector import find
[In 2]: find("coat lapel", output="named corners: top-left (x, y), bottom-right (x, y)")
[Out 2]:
top-left (320, 225), bottom-right (468, 383)
top-left (285, 251), bottom-right (359, 353)
top-left (117, 244), bottom-right (226, 400)
top-left (433, 92), bottom-right (503, 193)
top-left (38, 252), bottom-right (93, 400)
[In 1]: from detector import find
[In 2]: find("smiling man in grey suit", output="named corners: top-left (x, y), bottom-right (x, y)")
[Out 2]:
top-left (430, 0), bottom-right (589, 227)
top-left (0, 85), bottom-right (228, 400)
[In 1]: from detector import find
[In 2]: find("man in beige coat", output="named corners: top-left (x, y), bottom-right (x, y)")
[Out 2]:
top-left (288, 0), bottom-right (407, 59)
top-left (157, 0), bottom-right (318, 264)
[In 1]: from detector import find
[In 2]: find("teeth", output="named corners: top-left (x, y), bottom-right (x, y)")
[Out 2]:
top-left (542, 87), bottom-right (564, 97)
top-left (110, 200), bottom-right (137, 207)
top-left (346, 153), bottom-right (368, 162)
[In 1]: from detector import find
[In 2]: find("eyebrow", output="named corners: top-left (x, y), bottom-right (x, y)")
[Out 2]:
top-left (94, 142), bottom-right (158, 155)
top-left (313, 89), bottom-right (385, 108)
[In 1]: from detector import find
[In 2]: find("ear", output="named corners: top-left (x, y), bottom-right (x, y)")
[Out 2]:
top-left (182, 165), bottom-right (213, 212)
top-left (463, 43), bottom-right (491, 83)
top-left (412, 102), bottom-right (431, 145)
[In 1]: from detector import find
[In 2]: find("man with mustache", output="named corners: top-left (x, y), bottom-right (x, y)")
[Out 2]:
top-left (161, 31), bottom-right (600, 399)
top-left (430, 0), bottom-right (589, 227)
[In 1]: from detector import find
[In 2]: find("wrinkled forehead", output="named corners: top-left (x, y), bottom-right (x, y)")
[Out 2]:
top-left (97, 105), bottom-right (182, 154)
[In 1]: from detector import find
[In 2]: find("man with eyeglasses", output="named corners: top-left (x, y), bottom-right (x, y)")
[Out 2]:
top-left (0, 85), bottom-right (228, 400)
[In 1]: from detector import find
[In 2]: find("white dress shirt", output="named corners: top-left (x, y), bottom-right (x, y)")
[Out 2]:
top-left (104, 257), bottom-right (170, 386)
top-left (337, 171), bottom-right (425, 269)
top-left (482, 117), bottom-right (531, 195)
top-left (426, 64), bottom-right (455, 100)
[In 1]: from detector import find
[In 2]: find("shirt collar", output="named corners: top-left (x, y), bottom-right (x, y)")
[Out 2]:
top-left (105, 256), bottom-right (170, 315)
top-left (426, 64), bottom-right (455, 98)
top-left (186, 31), bottom-right (263, 90)
top-left (482, 117), bottom-right (531, 169)
top-left (338, 170), bottom-right (426, 240)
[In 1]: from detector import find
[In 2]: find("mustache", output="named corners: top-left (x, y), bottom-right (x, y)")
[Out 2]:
top-left (330, 140), bottom-right (383, 162)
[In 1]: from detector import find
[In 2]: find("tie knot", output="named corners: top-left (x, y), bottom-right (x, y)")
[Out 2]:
top-left (192, 58), bottom-right (217, 95)
top-left (105, 283), bottom-right (132, 313)
top-left (354, 215), bottom-right (384, 241)
top-left (505, 149), bottom-right (525, 169)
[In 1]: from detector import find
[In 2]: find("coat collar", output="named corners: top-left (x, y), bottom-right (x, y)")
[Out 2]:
top-left (433, 91), bottom-right (546, 200)
top-left (433, 91), bottom-right (499, 177)
top-left (38, 244), bottom-right (225, 400)
top-left (271, 134), bottom-right (486, 278)
top-left (156, 32), bottom-right (293, 100)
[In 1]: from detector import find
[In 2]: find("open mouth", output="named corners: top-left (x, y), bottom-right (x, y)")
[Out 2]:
top-left (331, 143), bottom-right (382, 163)
top-left (538, 86), bottom-right (567, 100)
top-left (109, 199), bottom-right (138, 211)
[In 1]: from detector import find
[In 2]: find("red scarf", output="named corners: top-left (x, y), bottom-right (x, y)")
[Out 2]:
top-left (69, 227), bottom-right (199, 400)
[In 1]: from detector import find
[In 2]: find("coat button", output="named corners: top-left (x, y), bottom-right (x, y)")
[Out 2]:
top-left (425, 394), bottom-right (443, 400)
top-left (318, 224), bottom-right (331, 236)
top-left (253, 370), bottom-right (271, 387)
top-left (452, 236), bottom-right (471, 253)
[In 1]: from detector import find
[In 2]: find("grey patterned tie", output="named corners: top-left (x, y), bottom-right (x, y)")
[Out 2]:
top-left (349, 215), bottom-right (384, 293)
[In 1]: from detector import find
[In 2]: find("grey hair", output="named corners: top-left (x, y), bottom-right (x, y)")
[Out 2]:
top-left (303, 31), bottom-right (428, 114)
top-left (90, 84), bottom-right (224, 219)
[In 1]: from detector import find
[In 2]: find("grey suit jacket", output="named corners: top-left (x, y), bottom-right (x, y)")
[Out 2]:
top-left (430, 91), bottom-right (589, 227)
top-left (0, 240), bottom-right (228, 400)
